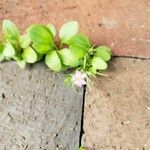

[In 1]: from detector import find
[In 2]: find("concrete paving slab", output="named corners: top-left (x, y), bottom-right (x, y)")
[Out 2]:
top-left (82, 58), bottom-right (150, 150)
top-left (0, 62), bottom-right (83, 150)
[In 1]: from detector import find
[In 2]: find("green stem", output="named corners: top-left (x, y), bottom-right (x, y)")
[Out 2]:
top-left (60, 42), bottom-right (63, 49)
top-left (52, 42), bottom-right (58, 50)
top-left (83, 54), bottom-right (87, 70)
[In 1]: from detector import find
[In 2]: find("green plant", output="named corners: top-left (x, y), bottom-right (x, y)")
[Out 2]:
top-left (78, 146), bottom-right (85, 150)
top-left (0, 20), bottom-right (112, 87)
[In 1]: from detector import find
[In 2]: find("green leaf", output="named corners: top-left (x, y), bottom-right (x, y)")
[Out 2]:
top-left (0, 43), bottom-right (4, 53)
top-left (58, 48), bottom-right (79, 67)
top-left (67, 34), bottom-right (91, 59)
top-left (61, 64), bottom-right (69, 71)
top-left (0, 43), bottom-right (4, 51)
top-left (2, 20), bottom-right (20, 42)
top-left (22, 47), bottom-right (37, 63)
top-left (97, 46), bottom-right (111, 55)
top-left (69, 44), bottom-right (85, 59)
top-left (92, 57), bottom-right (107, 70)
top-left (59, 21), bottom-right (78, 43)
top-left (47, 23), bottom-right (56, 37)
top-left (27, 25), bottom-right (56, 53)
top-left (64, 75), bottom-right (72, 86)
top-left (16, 60), bottom-right (26, 68)
top-left (45, 51), bottom-right (62, 72)
top-left (67, 34), bottom-right (91, 47)
top-left (32, 43), bottom-right (51, 54)
top-left (27, 25), bottom-right (53, 44)
top-left (78, 146), bottom-right (85, 150)
top-left (0, 44), bottom-right (4, 61)
top-left (88, 67), bottom-right (97, 76)
top-left (3, 42), bottom-right (15, 58)
top-left (36, 53), bottom-right (43, 61)
top-left (13, 54), bottom-right (26, 68)
top-left (0, 53), bottom-right (4, 62)
top-left (19, 34), bottom-right (31, 49)
top-left (95, 47), bottom-right (111, 61)
top-left (5, 57), bottom-right (11, 60)
top-left (12, 53), bottom-right (22, 61)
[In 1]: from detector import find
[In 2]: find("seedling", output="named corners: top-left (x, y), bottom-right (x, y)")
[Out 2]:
top-left (0, 20), bottom-right (112, 87)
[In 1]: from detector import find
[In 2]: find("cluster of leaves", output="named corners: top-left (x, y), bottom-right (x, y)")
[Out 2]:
top-left (0, 20), bottom-right (111, 86)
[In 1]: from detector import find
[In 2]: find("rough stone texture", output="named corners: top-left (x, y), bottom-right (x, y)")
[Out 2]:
top-left (0, 62), bottom-right (83, 150)
top-left (82, 58), bottom-right (150, 150)
top-left (0, 0), bottom-right (150, 57)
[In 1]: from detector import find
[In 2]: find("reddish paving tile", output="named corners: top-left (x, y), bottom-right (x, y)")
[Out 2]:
top-left (0, 0), bottom-right (150, 57)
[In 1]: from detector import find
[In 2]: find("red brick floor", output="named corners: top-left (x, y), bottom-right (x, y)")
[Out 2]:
top-left (0, 0), bottom-right (150, 57)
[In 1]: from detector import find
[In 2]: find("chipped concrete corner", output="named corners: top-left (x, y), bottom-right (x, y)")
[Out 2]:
top-left (0, 62), bottom-right (84, 150)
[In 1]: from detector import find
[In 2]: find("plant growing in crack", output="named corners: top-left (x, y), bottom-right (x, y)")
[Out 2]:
top-left (0, 20), bottom-right (112, 88)
top-left (78, 146), bottom-right (85, 150)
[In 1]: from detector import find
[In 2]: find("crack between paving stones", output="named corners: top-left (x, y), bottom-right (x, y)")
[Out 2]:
top-left (79, 85), bottom-right (86, 147)
top-left (113, 55), bottom-right (150, 60)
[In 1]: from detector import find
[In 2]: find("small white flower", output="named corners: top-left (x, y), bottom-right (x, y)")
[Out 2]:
top-left (72, 71), bottom-right (87, 87)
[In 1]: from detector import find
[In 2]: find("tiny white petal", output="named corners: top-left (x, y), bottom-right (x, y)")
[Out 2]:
top-left (72, 70), bottom-right (87, 87)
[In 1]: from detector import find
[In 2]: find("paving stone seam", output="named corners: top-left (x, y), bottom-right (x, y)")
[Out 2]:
top-left (113, 55), bottom-right (150, 60)
top-left (79, 86), bottom-right (87, 147)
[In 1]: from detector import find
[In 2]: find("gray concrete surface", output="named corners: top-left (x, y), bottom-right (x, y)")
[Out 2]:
top-left (0, 62), bottom-right (83, 150)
